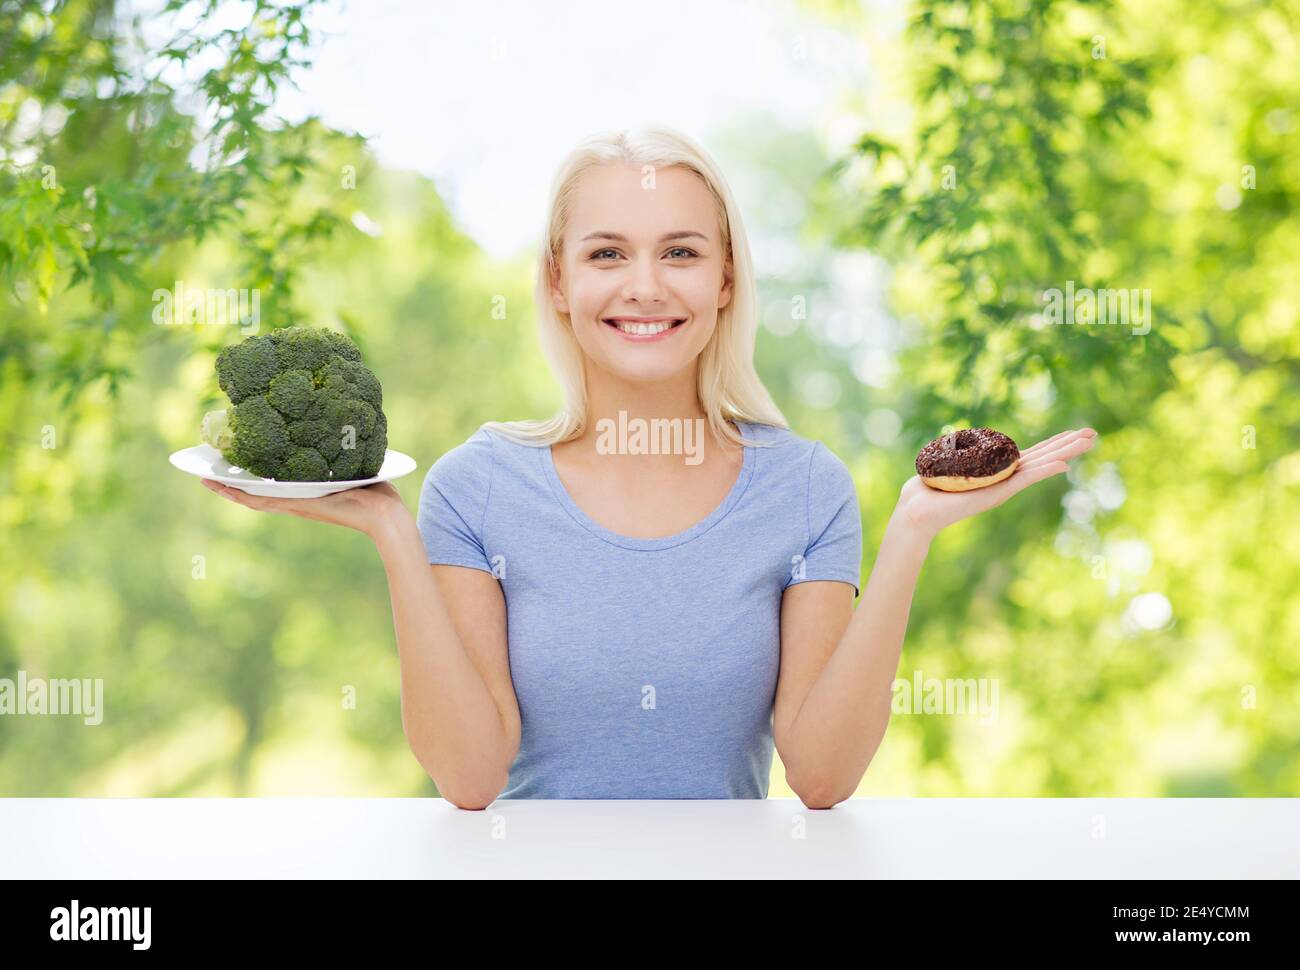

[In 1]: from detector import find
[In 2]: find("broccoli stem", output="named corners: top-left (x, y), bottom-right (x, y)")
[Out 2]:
top-left (201, 409), bottom-right (234, 451)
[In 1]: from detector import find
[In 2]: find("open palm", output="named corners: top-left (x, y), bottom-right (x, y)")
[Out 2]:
top-left (200, 478), bottom-right (407, 537)
top-left (897, 427), bottom-right (1097, 540)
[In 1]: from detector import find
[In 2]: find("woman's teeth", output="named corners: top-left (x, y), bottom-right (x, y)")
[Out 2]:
top-left (608, 319), bottom-right (681, 335)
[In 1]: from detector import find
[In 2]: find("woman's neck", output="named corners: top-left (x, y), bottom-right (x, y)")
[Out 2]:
top-left (577, 367), bottom-right (706, 442)
top-left (560, 362), bottom-right (734, 469)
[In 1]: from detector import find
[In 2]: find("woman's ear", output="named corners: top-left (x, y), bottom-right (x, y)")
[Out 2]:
top-left (718, 259), bottom-right (734, 310)
top-left (548, 256), bottom-right (570, 315)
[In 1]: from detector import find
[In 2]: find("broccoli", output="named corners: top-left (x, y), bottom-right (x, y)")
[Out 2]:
top-left (200, 326), bottom-right (388, 481)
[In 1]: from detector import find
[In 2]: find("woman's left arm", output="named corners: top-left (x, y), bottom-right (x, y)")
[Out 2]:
top-left (775, 427), bottom-right (1097, 808)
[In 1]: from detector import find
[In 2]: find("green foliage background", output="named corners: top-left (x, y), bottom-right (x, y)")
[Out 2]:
top-left (1, 0), bottom-right (1296, 796)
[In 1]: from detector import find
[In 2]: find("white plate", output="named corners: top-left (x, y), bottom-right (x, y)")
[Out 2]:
top-left (169, 444), bottom-right (418, 498)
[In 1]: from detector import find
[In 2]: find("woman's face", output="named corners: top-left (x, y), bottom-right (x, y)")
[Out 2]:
top-left (551, 162), bottom-right (732, 387)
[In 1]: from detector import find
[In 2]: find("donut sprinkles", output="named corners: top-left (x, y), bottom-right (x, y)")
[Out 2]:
top-left (915, 428), bottom-right (1020, 492)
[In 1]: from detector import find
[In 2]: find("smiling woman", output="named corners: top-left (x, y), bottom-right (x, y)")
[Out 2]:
top-left (200, 125), bottom-right (1095, 809)
top-left (479, 132), bottom-right (786, 449)
top-left (555, 166), bottom-right (730, 376)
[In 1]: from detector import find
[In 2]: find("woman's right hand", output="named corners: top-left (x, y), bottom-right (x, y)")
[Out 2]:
top-left (200, 479), bottom-right (410, 540)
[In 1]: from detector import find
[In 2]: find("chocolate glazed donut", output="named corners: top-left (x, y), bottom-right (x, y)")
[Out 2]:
top-left (915, 428), bottom-right (1020, 492)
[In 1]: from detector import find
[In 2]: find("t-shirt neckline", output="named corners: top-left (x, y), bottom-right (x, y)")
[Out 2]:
top-left (540, 419), bottom-right (757, 551)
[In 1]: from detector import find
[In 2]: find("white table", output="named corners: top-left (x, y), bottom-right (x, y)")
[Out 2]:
top-left (2, 798), bottom-right (1295, 879)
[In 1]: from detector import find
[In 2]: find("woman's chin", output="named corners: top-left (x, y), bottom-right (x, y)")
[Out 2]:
top-left (596, 354), bottom-right (695, 385)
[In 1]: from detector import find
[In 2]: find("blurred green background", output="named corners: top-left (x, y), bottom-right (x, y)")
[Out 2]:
top-left (1, 0), bottom-right (1297, 797)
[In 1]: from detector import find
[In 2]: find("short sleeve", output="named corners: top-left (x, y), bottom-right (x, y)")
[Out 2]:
top-left (788, 441), bottom-right (863, 598)
top-left (416, 427), bottom-right (497, 574)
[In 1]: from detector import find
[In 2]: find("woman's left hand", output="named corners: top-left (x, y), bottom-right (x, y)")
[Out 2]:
top-left (895, 427), bottom-right (1098, 542)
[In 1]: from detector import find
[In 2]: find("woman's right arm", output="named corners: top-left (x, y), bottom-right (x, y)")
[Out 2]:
top-left (201, 479), bottom-right (519, 809)
top-left (371, 509), bottom-right (520, 809)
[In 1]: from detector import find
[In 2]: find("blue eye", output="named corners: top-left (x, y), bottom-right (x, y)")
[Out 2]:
top-left (589, 247), bottom-right (698, 262)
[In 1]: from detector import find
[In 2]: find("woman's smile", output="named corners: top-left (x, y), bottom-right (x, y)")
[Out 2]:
top-left (602, 315), bottom-right (689, 342)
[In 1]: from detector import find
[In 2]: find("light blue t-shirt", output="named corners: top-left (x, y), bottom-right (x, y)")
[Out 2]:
top-left (415, 419), bottom-right (863, 799)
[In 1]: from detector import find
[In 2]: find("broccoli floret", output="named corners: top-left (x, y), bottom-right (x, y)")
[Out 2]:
top-left (281, 446), bottom-right (330, 481)
top-left (266, 369), bottom-right (315, 418)
top-left (312, 387), bottom-right (377, 439)
top-left (288, 417), bottom-right (342, 460)
top-left (215, 336), bottom-right (280, 403)
top-left (270, 325), bottom-right (361, 373)
top-left (320, 357), bottom-right (383, 409)
top-left (200, 326), bottom-right (389, 481)
top-left (329, 442), bottom-right (365, 481)
top-left (226, 396), bottom-right (290, 470)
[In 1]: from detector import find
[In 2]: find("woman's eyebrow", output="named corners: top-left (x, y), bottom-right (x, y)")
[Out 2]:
top-left (580, 231), bottom-right (709, 243)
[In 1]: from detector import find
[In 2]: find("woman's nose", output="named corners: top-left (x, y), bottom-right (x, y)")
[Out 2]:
top-left (620, 255), bottom-right (667, 303)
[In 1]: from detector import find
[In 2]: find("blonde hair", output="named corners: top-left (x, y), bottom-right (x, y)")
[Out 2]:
top-left (480, 125), bottom-right (788, 450)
